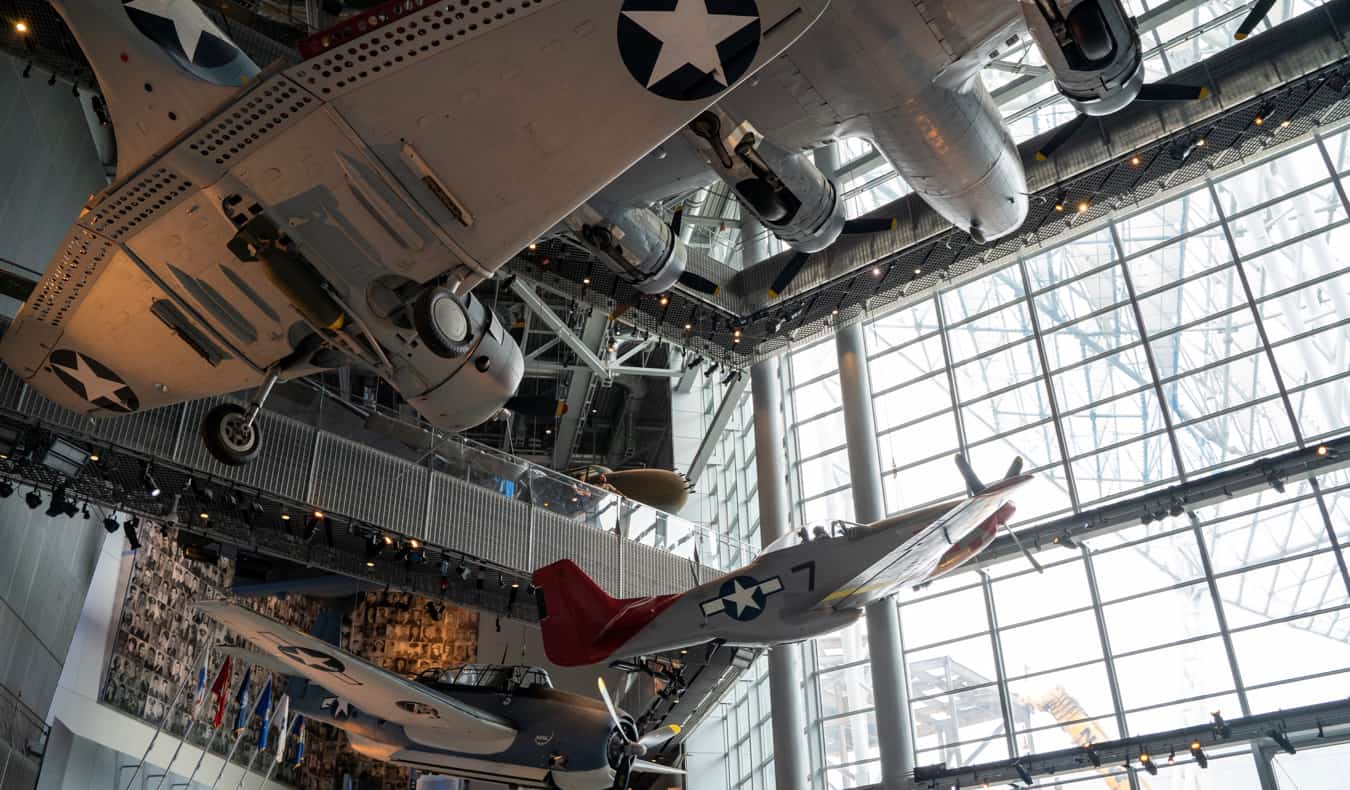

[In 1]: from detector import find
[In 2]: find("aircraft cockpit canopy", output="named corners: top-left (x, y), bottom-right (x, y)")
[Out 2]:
top-left (421, 664), bottom-right (554, 691)
top-left (757, 521), bottom-right (851, 557)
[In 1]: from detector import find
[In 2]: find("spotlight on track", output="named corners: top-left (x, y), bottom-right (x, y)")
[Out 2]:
top-left (1189, 740), bottom-right (1208, 769)
top-left (142, 462), bottom-right (161, 498)
top-left (1014, 761), bottom-right (1034, 786)
top-left (365, 533), bottom-right (385, 563)
top-left (103, 512), bottom-right (120, 534)
top-left (1269, 729), bottom-right (1296, 755)
top-left (1212, 711), bottom-right (1232, 739)
top-left (302, 512), bottom-right (321, 543)
top-left (1052, 532), bottom-right (1077, 549)
top-left (0, 479), bottom-right (13, 498)
top-left (1083, 744), bottom-right (1101, 768)
top-left (1138, 751), bottom-right (1158, 776)
top-left (508, 584), bottom-right (519, 609)
top-left (123, 516), bottom-right (142, 550)
top-left (25, 489), bottom-right (42, 510)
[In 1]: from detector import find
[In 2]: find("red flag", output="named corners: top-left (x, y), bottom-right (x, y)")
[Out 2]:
top-left (209, 655), bottom-right (233, 729)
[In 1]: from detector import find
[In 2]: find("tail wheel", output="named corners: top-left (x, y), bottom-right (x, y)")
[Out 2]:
top-left (413, 286), bottom-right (474, 358)
top-left (202, 403), bottom-right (262, 466)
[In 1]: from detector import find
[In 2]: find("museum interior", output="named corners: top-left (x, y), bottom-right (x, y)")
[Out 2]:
top-left (0, 0), bottom-right (1349, 788)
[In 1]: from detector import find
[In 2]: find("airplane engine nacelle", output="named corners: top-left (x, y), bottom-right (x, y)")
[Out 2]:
top-left (929, 502), bottom-right (1017, 579)
top-left (565, 200), bottom-right (688, 294)
top-left (685, 111), bottom-right (847, 254)
top-left (388, 292), bottom-right (524, 431)
top-left (1019, 0), bottom-right (1144, 116)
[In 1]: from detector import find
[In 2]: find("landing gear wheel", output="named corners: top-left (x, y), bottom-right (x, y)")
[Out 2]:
top-left (413, 286), bottom-right (473, 358)
top-left (202, 403), bottom-right (262, 466)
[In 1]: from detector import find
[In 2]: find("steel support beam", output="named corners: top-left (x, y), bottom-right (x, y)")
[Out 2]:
top-left (750, 358), bottom-right (809, 790)
top-left (685, 372), bottom-right (750, 486)
top-left (523, 361), bottom-right (685, 379)
top-left (835, 321), bottom-right (916, 790)
top-left (509, 278), bottom-right (609, 380)
top-left (551, 308), bottom-right (610, 469)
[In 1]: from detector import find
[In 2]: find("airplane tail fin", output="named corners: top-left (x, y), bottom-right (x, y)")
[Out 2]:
top-left (531, 560), bottom-right (679, 667)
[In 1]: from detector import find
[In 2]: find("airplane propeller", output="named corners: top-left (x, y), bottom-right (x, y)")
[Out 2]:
top-left (1235, 0), bottom-right (1276, 40)
top-left (597, 677), bottom-right (684, 789)
top-left (767, 217), bottom-right (900, 298)
top-left (1034, 82), bottom-right (1209, 161)
top-left (954, 453), bottom-right (1042, 573)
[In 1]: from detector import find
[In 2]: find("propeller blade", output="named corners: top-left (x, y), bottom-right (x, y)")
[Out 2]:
top-left (670, 204), bottom-right (685, 236)
top-left (1034, 113), bottom-right (1089, 161)
top-left (637, 724), bottom-right (682, 749)
top-left (630, 759), bottom-right (687, 776)
top-left (505, 397), bottom-right (568, 418)
top-left (768, 251), bottom-right (811, 298)
top-left (954, 453), bottom-right (985, 497)
top-left (841, 217), bottom-right (898, 234)
top-left (612, 756), bottom-right (635, 790)
top-left (597, 677), bottom-right (629, 741)
top-left (1235, 0), bottom-right (1276, 39)
top-left (678, 271), bottom-right (721, 296)
top-left (1136, 83), bottom-right (1210, 102)
top-left (1005, 456), bottom-right (1024, 479)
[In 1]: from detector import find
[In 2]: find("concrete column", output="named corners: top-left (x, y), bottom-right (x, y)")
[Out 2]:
top-left (835, 322), bottom-right (917, 790)
top-left (750, 359), bottom-right (809, 790)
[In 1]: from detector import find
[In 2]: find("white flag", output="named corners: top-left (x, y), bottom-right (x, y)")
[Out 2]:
top-left (272, 694), bottom-right (291, 763)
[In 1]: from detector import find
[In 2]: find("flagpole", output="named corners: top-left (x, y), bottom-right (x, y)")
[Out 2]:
top-left (183, 725), bottom-right (224, 787)
top-left (152, 717), bottom-right (201, 790)
top-left (231, 740), bottom-right (263, 790)
top-left (255, 754), bottom-right (280, 790)
top-left (124, 638), bottom-right (212, 790)
top-left (208, 728), bottom-right (247, 790)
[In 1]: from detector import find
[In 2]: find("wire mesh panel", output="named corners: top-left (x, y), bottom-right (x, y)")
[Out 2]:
top-left (90, 403), bottom-right (184, 460)
top-left (310, 433), bottom-right (428, 537)
top-left (531, 506), bottom-right (622, 596)
top-left (175, 397), bottom-right (315, 501)
top-left (622, 540), bottom-right (699, 597)
top-left (0, 367), bottom-right (27, 412)
top-left (427, 474), bottom-right (533, 570)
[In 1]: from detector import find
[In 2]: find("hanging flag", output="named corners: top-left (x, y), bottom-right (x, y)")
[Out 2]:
top-left (232, 666), bottom-right (253, 733)
top-left (253, 678), bottom-right (274, 749)
top-left (209, 655), bottom-right (233, 729)
top-left (192, 647), bottom-right (212, 713)
top-left (272, 694), bottom-right (291, 763)
top-left (291, 715), bottom-right (306, 767)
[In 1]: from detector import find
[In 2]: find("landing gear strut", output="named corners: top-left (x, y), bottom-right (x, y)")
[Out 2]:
top-left (201, 370), bottom-right (277, 466)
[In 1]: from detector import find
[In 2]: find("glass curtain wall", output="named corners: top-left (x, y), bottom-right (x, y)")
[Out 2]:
top-left (780, 130), bottom-right (1350, 789)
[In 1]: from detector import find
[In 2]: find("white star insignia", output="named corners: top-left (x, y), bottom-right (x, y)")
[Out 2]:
top-left (623, 0), bottom-right (758, 88)
top-left (723, 579), bottom-right (762, 617)
top-left (125, 0), bottom-right (212, 61)
top-left (53, 354), bottom-right (128, 409)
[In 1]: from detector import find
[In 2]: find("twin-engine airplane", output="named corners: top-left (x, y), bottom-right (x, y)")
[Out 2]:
top-left (0, 0), bottom-right (827, 465)
top-left (199, 601), bottom-right (684, 790)
top-left (534, 456), bottom-right (1032, 667)
top-left (568, 0), bottom-right (1276, 302)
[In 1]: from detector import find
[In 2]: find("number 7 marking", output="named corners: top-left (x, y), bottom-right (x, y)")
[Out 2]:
top-left (791, 561), bottom-right (816, 591)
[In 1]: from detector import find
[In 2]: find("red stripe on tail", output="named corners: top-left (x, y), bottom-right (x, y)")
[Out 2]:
top-left (531, 560), bottom-right (681, 667)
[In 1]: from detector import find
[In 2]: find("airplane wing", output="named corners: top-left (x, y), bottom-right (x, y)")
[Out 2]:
top-left (197, 601), bottom-right (517, 754)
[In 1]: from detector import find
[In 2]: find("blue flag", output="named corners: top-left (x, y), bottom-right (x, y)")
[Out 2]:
top-left (232, 667), bottom-right (253, 732)
top-left (291, 715), bottom-right (306, 766)
top-left (253, 678), bottom-right (274, 749)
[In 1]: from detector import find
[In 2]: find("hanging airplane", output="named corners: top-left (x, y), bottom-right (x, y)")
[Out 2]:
top-left (198, 601), bottom-right (684, 790)
top-left (564, 465), bottom-right (693, 514)
top-left (0, 0), bottom-right (829, 466)
top-left (533, 455), bottom-right (1033, 667)
top-left (565, 0), bottom-right (1276, 302)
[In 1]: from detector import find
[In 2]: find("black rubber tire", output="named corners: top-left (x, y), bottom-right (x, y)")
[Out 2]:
top-left (202, 403), bottom-right (262, 466)
top-left (413, 286), bottom-right (474, 358)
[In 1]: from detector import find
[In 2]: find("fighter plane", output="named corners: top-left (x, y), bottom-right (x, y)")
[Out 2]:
top-left (198, 601), bottom-right (684, 790)
top-left (564, 0), bottom-right (1276, 302)
top-left (533, 456), bottom-right (1031, 667)
top-left (0, 0), bottom-right (828, 465)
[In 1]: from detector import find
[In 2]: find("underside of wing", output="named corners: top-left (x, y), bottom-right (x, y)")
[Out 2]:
top-left (197, 601), bottom-right (517, 754)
